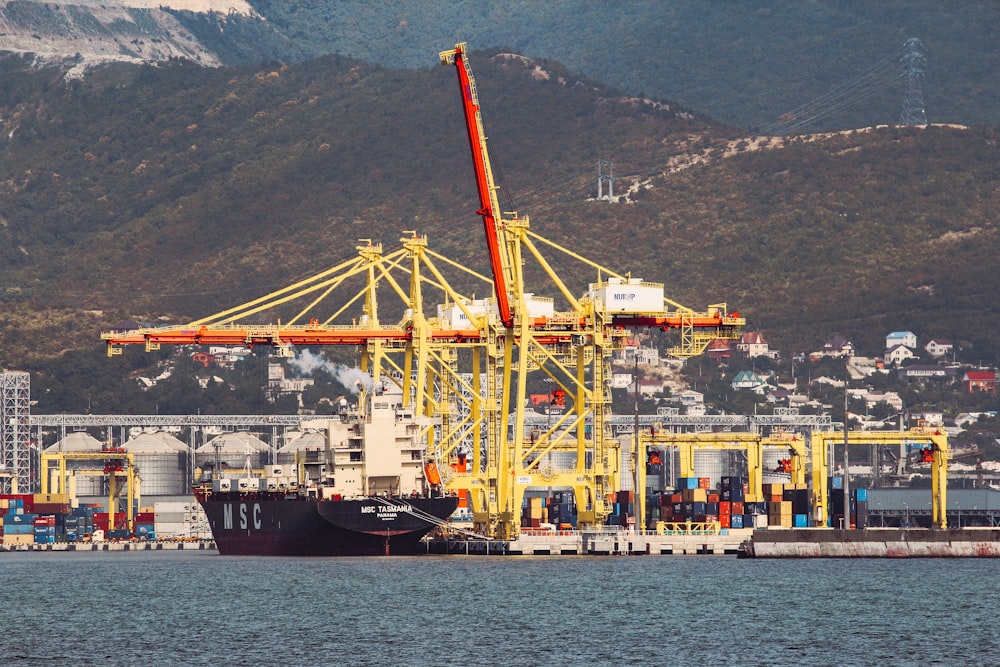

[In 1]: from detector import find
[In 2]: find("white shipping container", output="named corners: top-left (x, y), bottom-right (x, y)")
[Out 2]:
top-left (237, 477), bottom-right (261, 491)
top-left (154, 502), bottom-right (198, 514)
top-left (522, 294), bottom-right (555, 318)
top-left (437, 298), bottom-right (492, 329)
top-left (592, 278), bottom-right (664, 314)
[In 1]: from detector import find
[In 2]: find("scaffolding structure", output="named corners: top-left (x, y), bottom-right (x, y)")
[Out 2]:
top-left (1, 371), bottom-right (30, 493)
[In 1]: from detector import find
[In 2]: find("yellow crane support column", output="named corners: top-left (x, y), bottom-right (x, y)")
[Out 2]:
top-left (809, 429), bottom-right (949, 529)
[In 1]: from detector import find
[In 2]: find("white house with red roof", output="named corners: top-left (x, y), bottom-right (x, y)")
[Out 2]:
top-left (736, 331), bottom-right (778, 359)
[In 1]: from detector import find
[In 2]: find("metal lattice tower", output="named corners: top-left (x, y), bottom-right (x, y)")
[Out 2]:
top-left (899, 37), bottom-right (927, 126)
top-left (597, 160), bottom-right (614, 201)
top-left (1, 371), bottom-right (30, 493)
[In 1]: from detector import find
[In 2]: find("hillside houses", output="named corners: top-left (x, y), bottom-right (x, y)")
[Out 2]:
top-left (897, 365), bottom-right (957, 382)
top-left (884, 343), bottom-right (916, 366)
top-left (810, 334), bottom-right (855, 360)
top-left (885, 331), bottom-right (917, 349)
top-left (963, 371), bottom-right (997, 393)
top-left (735, 332), bottom-right (779, 360)
top-left (731, 370), bottom-right (768, 393)
top-left (925, 338), bottom-right (954, 358)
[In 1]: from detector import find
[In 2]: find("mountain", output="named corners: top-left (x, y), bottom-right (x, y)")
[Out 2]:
top-left (0, 46), bottom-right (998, 371)
top-left (0, 1), bottom-right (997, 133)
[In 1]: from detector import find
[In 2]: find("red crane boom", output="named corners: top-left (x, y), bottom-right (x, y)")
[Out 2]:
top-left (440, 43), bottom-right (516, 328)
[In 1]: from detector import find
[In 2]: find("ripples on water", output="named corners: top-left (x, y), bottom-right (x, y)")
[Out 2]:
top-left (1, 551), bottom-right (998, 666)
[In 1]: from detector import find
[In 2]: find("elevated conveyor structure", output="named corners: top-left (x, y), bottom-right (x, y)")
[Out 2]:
top-left (101, 43), bottom-right (745, 540)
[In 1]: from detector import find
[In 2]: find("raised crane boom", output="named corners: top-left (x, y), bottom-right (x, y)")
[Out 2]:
top-left (440, 43), bottom-right (517, 328)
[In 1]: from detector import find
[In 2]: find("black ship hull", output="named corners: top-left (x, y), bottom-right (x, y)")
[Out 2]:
top-left (196, 492), bottom-right (459, 556)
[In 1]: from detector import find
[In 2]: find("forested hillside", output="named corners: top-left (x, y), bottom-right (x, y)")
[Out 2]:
top-left (237, 0), bottom-right (1000, 131)
top-left (0, 47), bottom-right (997, 373)
top-left (0, 2), bottom-right (996, 133)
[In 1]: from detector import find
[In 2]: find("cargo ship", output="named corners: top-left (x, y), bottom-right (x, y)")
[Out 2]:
top-left (194, 385), bottom-right (459, 556)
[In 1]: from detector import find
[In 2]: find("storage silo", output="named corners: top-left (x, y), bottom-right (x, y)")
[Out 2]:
top-left (123, 432), bottom-right (188, 496)
top-left (277, 430), bottom-right (325, 465)
top-left (195, 431), bottom-right (271, 476)
top-left (45, 432), bottom-right (105, 495)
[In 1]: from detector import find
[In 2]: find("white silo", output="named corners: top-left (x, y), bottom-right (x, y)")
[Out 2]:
top-left (45, 432), bottom-right (105, 495)
top-left (123, 432), bottom-right (188, 496)
top-left (195, 431), bottom-right (270, 476)
top-left (277, 430), bottom-right (325, 465)
top-left (277, 430), bottom-right (326, 484)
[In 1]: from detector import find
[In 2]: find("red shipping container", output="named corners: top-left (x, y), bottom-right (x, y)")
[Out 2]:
top-left (135, 512), bottom-right (155, 524)
top-left (670, 493), bottom-right (683, 504)
top-left (719, 502), bottom-right (731, 516)
top-left (94, 512), bottom-right (128, 531)
top-left (707, 493), bottom-right (720, 504)
top-left (697, 478), bottom-right (711, 490)
top-left (732, 502), bottom-right (744, 515)
top-left (719, 514), bottom-right (731, 529)
top-left (33, 515), bottom-right (57, 526)
top-left (35, 503), bottom-right (71, 515)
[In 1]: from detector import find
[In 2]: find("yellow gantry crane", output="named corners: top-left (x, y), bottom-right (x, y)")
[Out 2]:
top-left (40, 447), bottom-right (138, 532)
top-left (637, 427), bottom-right (950, 529)
top-left (101, 43), bottom-right (744, 540)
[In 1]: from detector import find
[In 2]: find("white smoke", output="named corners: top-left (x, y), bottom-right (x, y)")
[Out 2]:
top-left (287, 349), bottom-right (373, 394)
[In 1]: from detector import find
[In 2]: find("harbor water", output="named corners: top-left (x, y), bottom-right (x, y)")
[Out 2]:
top-left (1, 551), bottom-right (997, 665)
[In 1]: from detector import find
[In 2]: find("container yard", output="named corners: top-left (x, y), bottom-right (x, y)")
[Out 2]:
top-left (0, 493), bottom-right (214, 552)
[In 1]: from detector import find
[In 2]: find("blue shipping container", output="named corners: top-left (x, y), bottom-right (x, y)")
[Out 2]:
top-left (793, 514), bottom-right (809, 528)
top-left (679, 477), bottom-right (699, 490)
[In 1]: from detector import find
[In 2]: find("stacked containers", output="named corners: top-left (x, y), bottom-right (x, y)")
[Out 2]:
top-left (2, 498), bottom-right (35, 547)
top-left (828, 476), bottom-right (845, 527)
top-left (153, 501), bottom-right (208, 539)
top-left (34, 515), bottom-right (56, 544)
top-left (721, 476), bottom-right (747, 529)
top-left (134, 510), bottom-right (155, 540)
top-left (783, 485), bottom-right (811, 528)
top-left (69, 506), bottom-right (96, 541)
top-left (548, 491), bottom-right (577, 529)
top-left (854, 488), bottom-right (868, 529)
top-left (827, 477), bottom-right (868, 528)
top-left (614, 490), bottom-right (634, 527)
top-left (522, 496), bottom-right (545, 528)
top-left (764, 482), bottom-right (792, 528)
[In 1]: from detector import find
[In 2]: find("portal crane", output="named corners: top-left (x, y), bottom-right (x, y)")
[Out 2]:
top-left (101, 43), bottom-right (745, 540)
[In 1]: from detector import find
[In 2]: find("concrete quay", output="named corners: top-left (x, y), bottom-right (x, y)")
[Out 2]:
top-left (495, 528), bottom-right (752, 556)
top-left (1, 540), bottom-right (217, 553)
top-left (744, 527), bottom-right (1000, 557)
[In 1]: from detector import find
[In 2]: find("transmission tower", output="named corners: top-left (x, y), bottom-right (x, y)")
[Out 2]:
top-left (899, 37), bottom-right (927, 126)
top-left (597, 160), bottom-right (614, 201)
top-left (1, 371), bottom-right (30, 493)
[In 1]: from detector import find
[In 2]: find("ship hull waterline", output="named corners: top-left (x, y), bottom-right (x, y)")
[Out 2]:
top-left (197, 493), bottom-right (459, 556)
